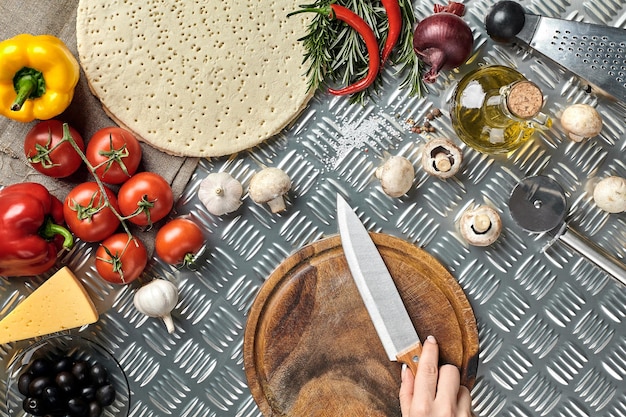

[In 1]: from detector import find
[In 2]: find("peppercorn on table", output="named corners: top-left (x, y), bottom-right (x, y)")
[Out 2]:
top-left (1, 0), bottom-right (626, 416)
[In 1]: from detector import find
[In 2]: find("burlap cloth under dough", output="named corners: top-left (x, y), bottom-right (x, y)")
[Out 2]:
top-left (0, 1), bottom-right (200, 253)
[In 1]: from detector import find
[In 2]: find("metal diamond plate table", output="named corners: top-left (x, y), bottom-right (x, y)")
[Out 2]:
top-left (2, 0), bottom-right (626, 416)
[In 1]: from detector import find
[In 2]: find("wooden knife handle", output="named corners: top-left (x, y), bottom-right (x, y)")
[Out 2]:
top-left (396, 341), bottom-right (423, 376)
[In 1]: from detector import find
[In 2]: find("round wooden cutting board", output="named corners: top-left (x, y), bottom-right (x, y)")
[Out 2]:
top-left (244, 234), bottom-right (479, 417)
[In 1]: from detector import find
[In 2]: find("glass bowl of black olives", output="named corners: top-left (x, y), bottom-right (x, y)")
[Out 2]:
top-left (5, 334), bottom-right (130, 417)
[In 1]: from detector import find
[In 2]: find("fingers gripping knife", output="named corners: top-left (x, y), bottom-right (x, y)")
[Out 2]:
top-left (486, 1), bottom-right (626, 103)
top-left (337, 194), bottom-right (423, 375)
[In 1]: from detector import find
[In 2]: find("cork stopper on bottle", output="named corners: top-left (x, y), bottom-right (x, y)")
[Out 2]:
top-left (506, 81), bottom-right (543, 119)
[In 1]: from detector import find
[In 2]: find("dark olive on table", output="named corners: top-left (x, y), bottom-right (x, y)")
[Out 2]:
top-left (18, 372), bottom-right (33, 396)
top-left (28, 376), bottom-right (53, 397)
top-left (96, 384), bottom-right (116, 407)
top-left (71, 360), bottom-right (90, 383)
top-left (43, 385), bottom-right (64, 408)
top-left (485, 0), bottom-right (526, 42)
top-left (28, 358), bottom-right (53, 377)
top-left (88, 401), bottom-right (103, 417)
top-left (89, 363), bottom-right (109, 386)
top-left (56, 371), bottom-right (78, 395)
top-left (18, 352), bottom-right (119, 417)
top-left (81, 385), bottom-right (97, 401)
top-left (68, 397), bottom-right (89, 416)
top-left (54, 356), bottom-right (75, 373)
top-left (22, 397), bottom-right (45, 416)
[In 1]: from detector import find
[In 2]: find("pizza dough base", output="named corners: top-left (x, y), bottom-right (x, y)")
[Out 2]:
top-left (76, 0), bottom-right (313, 157)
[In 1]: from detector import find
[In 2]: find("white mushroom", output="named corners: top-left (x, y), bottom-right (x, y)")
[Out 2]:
top-left (198, 172), bottom-right (243, 216)
top-left (560, 104), bottom-right (603, 142)
top-left (421, 138), bottom-right (463, 179)
top-left (375, 156), bottom-right (414, 198)
top-left (593, 176), bottom-right (626, 213)
top-left (249, 167), bottom-right (291, 213)
top-left (459, 206), bottom-right (502, 247)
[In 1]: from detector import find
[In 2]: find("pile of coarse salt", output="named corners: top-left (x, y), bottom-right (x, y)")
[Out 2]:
top-left (328, 115), bottom-right (402, 169)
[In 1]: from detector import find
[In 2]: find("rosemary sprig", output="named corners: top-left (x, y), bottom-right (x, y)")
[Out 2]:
top-left (396, 0), bottom-right (426, 97)
top-left (292, 0), bottom-right (424, 104)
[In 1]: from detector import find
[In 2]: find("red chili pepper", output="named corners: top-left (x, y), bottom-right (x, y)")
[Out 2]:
top-left (0, 182), bottom-right (74, 277)
top-left (381, 0), bottom-right (403, 64)
top-left (289, 3), bottom-right (380, 96)
top-left (327, 4), bottom-right (380, 95)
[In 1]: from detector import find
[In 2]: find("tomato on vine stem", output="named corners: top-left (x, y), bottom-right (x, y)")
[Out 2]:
top-left (63, 182), bottom-right (120, 242)
top-left (86, 127), bottom-right (142, 184)
top-left (95, 233), bottom-right (147, 284)
top-left (24, 120), bottom-right (85, 178)
top-left (155, 218), bottom-right (205, 267)
top-left (118, 172), bottom-right (173, 226)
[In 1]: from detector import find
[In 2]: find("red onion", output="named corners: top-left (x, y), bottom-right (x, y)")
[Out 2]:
top-left (413, 3), bottom-right (474, 83)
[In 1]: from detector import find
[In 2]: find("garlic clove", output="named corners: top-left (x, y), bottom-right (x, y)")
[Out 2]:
top-left (198, 172), bottom-right (243, 216)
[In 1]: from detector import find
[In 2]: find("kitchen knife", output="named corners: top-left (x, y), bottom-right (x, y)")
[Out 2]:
top-left (337, 194), bottom-right (422, 375)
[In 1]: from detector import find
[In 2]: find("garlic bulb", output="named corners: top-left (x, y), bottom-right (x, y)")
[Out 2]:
top-left (133, 279), bottom-right (179, 333)
top-left (198, 172), bottom-right (243, 216)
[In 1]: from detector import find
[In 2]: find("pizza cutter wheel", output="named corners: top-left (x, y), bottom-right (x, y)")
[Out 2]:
top-left (509, 176), bottom-right (626, 287)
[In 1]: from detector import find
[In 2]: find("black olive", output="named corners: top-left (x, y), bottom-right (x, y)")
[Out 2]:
top-left (81, 385), bottom-right (97, 401)
top-left (68, 397), bottom-right (88, 417)
top-left (22, 397), bottom-right (46, 416)
top-left (89, 363), bottom-right (109, 386)
top-left (18, 372), bottom-right (33, 396)
top-left (54, 356), bottom-right (75, 374)
top-left (28, 376), bottom-right (53, 397)
top-left (56, 371), bottom-right (78, 396)
top-left (43, 385), bottom-right (64, 409)
top-left (28, 358), bottom-right (53, 377)
top-left (95, 384), bottom-right (116, 407)
top-left (87, 401), bottom-right (103, 417)
top-left (71, 361), bottom-right (90, 384)
top-left (485, 0), bottom-right (526, 42)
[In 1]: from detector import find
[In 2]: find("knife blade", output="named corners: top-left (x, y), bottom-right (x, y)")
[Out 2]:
top-left (337, 194), bottom-right (422, 375)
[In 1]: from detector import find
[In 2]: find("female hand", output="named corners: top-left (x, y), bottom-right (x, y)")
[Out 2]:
top-left (399, 335), bottom-right (473, 417)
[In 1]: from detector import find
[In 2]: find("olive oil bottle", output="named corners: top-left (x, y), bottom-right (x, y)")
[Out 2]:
top-left (450, 65), bottom-right (551, 154)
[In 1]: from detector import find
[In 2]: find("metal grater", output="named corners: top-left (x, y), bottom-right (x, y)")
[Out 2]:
top-left (486, 1), bottom-right (626, 103)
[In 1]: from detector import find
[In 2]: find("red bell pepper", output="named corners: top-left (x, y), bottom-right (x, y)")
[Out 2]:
top-left (0, 182), bottom-right (74, 277)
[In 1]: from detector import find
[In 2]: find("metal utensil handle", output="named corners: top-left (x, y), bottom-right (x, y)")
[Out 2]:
top-left (559, 226), bottom-right (626, 286)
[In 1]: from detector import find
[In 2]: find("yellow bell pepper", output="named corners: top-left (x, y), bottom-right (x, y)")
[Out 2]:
top-left (0, 34), bottom-right (79, 122)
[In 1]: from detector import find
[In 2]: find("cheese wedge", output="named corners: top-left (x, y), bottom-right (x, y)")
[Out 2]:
top-left (0, 267), bottom-right (98, 344)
